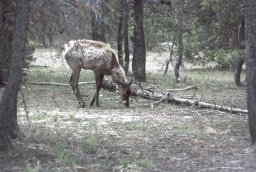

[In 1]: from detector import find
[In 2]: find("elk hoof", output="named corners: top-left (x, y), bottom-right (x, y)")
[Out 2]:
top-left (80, 101), bottom-right (86, 108)
top-left (123, 101), bottom-right (129, 107)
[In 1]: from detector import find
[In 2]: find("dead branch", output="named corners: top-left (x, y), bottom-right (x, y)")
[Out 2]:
top-left (167, 85), bottom-right (198, 99)
top-left (30, 65), bottom-right (48, 68)
top-left (151, 92), bottom-right (169, 109)
top-left (133, 81), bottom-right (144, 93)
top-left (28, 81), bottom-right (95, 86)
top-left (169, 156), bottom-right (189, 161)
top-left (133, 81), bottom-right (153, 97)
top-left (51, 95), bottom-right (60, 108)
top-left (169, 96), bottom-right (247, 114)
top-left (166, 85), bottom-right (198, 91)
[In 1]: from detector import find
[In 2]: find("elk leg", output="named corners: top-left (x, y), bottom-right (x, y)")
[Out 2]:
top-left (70, 69), bottom-right (85, 108)
top-left (90, 73), bottom-right (104, 107)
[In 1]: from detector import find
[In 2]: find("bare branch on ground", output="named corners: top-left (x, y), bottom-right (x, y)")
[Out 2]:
top-left (28, 81), bottom-right (95, 86)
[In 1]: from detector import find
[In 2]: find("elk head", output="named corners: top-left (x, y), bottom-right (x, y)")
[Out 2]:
top-left (119, 79), bottom-right (133, 107)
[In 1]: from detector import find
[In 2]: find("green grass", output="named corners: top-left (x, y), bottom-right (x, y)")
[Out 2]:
top-left (188, 69), bottom-right (236, 84)
top-left (119, 155), bottom-right (138, 167)
top-left (27, 67), bottom-right (94, 83)
top-left (29, 112), bottom-right (49, 121)
top-left (148, 68), bottom-right (246, 86)
top-left (51, 143), bottom-right (77, 167)
top-left (172, 123), bottom-right (204, 136)
top-left (26, 162), bottom-right (41, 172)
top-left (146, 72), bottom-right (177, 89)
top-left (68, 113), bottom-right (83, 124)
top-left (138, 158), bottom-right (156, 169)
top-left (124, 121), bottom-right (152, 132)
top-left (119, 156), bottom-right (156, 169)
top-left (81, 133), bottom-right (100, 154)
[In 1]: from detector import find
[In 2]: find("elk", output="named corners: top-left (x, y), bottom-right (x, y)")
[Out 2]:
top-left (63, 39), bottom-right (132, 108)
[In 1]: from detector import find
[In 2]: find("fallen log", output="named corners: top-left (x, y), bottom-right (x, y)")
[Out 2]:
top-left (102, 79), bottom-right (248, 114)
top-left (169, 96), bottom-right (247, 114)
top-left (28, 81), bottom-right (95, 86)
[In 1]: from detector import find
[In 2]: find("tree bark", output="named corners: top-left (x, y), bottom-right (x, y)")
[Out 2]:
top-left (132, 0), bottom-right (146, 82)
top-left (0, 0), bottom-right (29, 151)
top-left (0, 0), bottom-right (14, 85)
top-left (117, 0), bottom-right (124, 66)
top-left (234, 58), bottom-right (244, 86)
top-left (245, 0), bottom-right (256, 145)
top-left (0, 0), bottom-right (4, 85)
top-left (232, 28), bottom-right (239, 49)
top-left (90, 1), bottom-right (106, 42)
top-left (123, 0), bottom-right (130, 75)
top-left (234, 18), bottom-right (245, 86)
top-left (174, 0), bottom-right (184, 83)
top-left (0, 0), bottom-right (3, 66)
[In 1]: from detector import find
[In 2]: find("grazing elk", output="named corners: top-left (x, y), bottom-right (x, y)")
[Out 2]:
top-left (63, 39), bottom-right (132, 108)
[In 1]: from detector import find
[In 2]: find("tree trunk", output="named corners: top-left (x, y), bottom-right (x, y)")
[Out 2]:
top-left (0, 1), bottom-right (4, 85)
top-left (164, 34), bottom-right (176, 75)
top-left (123, 0), bottom-right (130, 75)
top-left (0, 0), bottom-right (14, 85)
top-left (0, 0), bottom-right (29, 151)
top-left (245, 0), bottom-right (256, 145)
top-left (232, 28), bottom-right (239, 49)
top-left (90, 1), bottom-right (106, 42)
top-left (132, 0), bottom-right (146, 82)
top-left (234, 18), bottom-right (245, 86)
top-left (174, 0), bottom-right (184, 83)
top-left (234, 58), bottom-right (244, 86)
top-left (117, 0), bottom-right (124, 66)
top-left (231, 28), bottom-right (239, 72)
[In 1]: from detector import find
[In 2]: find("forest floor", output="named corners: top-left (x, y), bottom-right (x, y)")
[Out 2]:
top-left (0, 48), bottom-right (255, 172)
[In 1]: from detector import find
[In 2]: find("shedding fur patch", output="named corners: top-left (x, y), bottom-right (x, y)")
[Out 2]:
top-left (77, 39), bottom-right (110, 48)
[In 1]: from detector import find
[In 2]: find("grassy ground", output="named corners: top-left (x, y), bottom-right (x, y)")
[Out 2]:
top-left (0, 50), bottom-right (255, 172)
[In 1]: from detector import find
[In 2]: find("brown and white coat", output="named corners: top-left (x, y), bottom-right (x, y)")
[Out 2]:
top-left (63, 39), bottom-right (132, 107)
